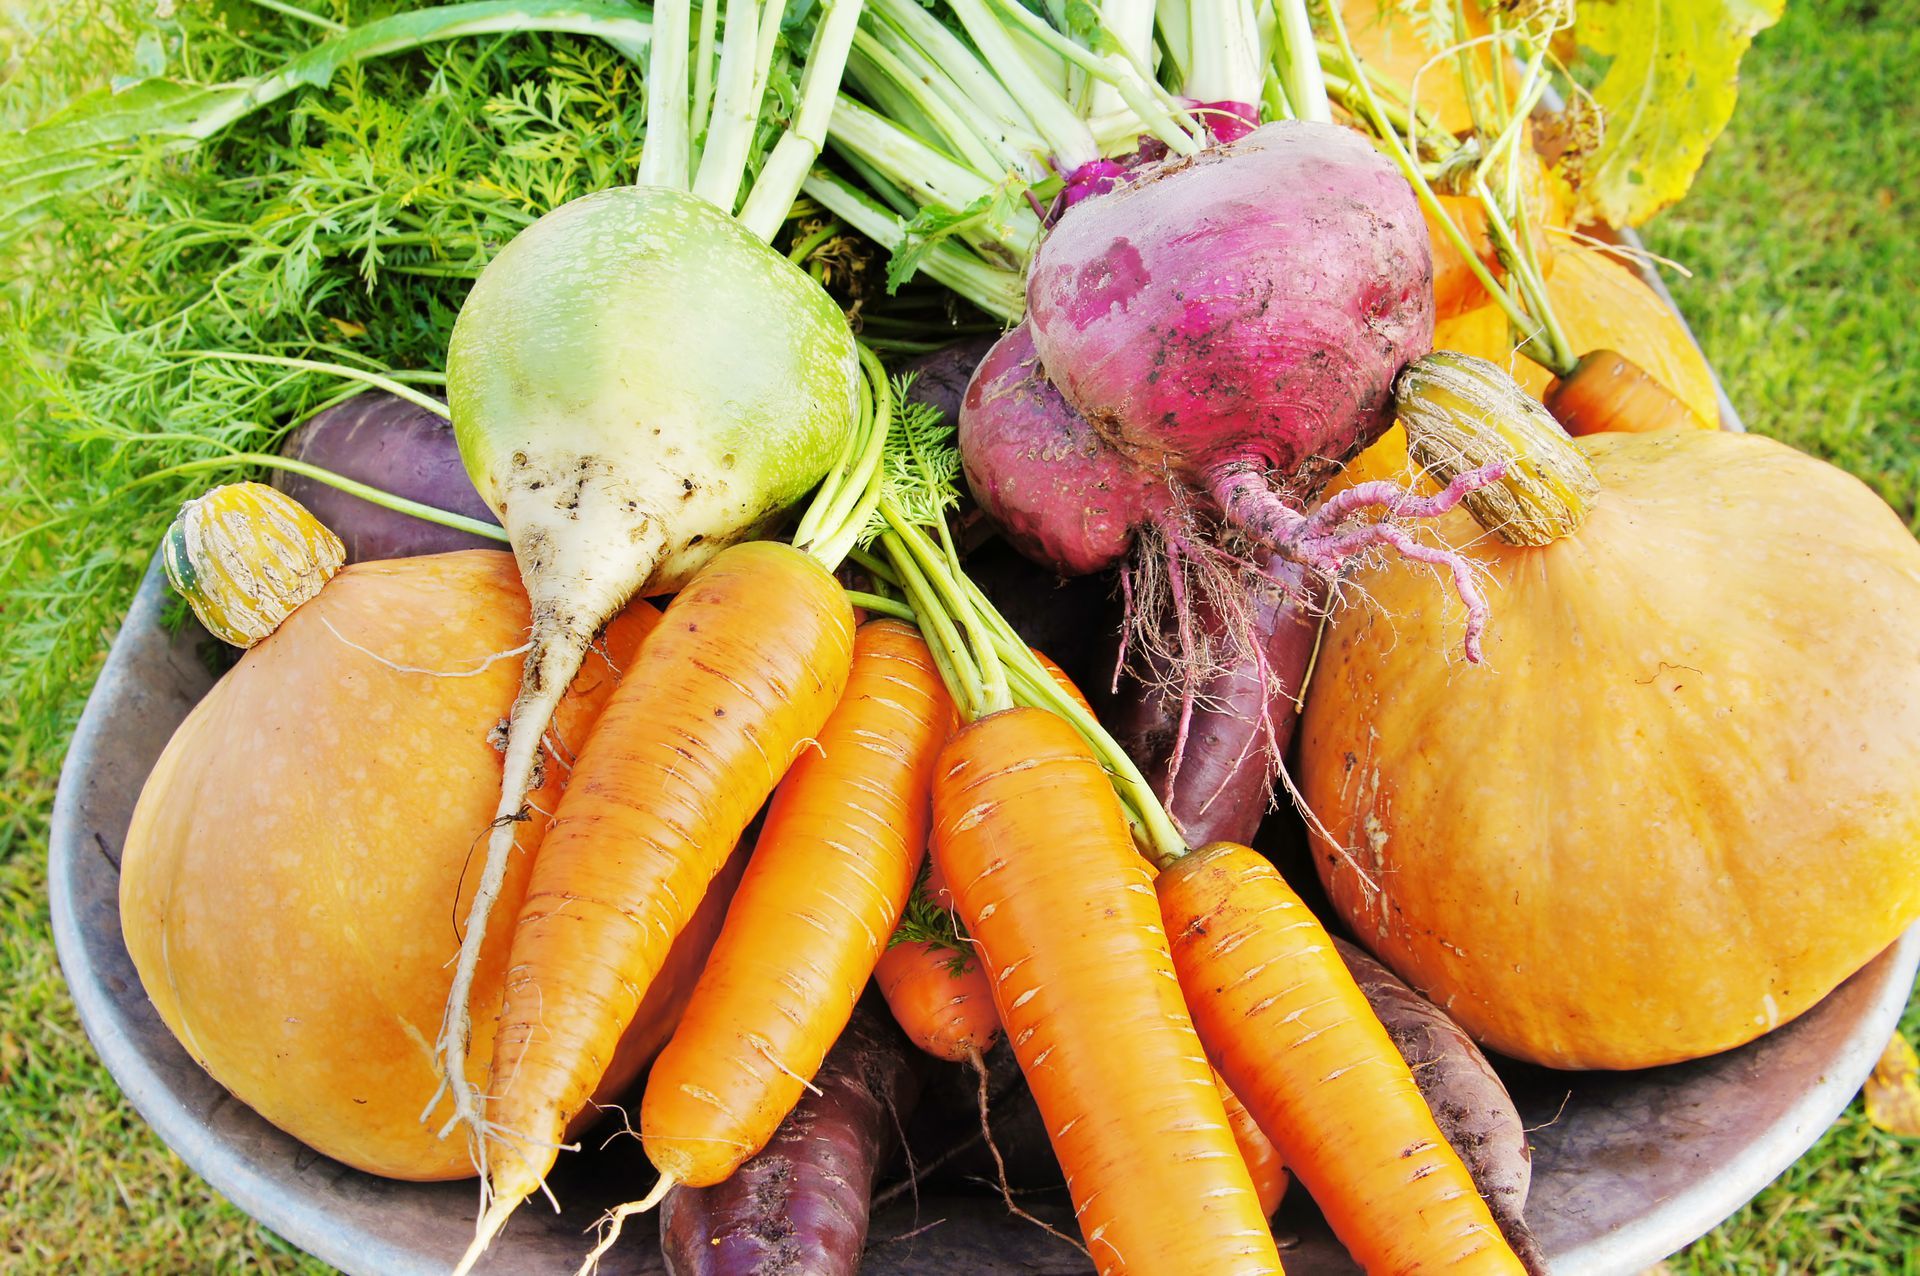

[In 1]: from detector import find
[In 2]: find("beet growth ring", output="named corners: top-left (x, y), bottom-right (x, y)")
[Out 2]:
top-left (964, 121), bottom-right (1503, 687)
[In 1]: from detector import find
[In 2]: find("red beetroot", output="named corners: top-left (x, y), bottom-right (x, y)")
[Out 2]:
top-left (959, 323), bottom-right (1169, 577)
top-left (965, 120), bottom-right (1505, 664)
top-left (1025, 122), bottom-right (1431, 507)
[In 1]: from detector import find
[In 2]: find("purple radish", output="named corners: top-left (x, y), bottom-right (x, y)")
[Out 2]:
top-left (274, 392), bottom-right (501, 563)
top-left (657, 999), bottom-right (923, 1276)
top-left (899, 336), bottom-right (998, 428)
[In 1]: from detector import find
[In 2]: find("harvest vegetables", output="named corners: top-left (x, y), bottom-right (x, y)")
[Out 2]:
top-left (1302, 400), bottom-right (1920, 1068)
top-left (876, 861), bottom-right (1000, 1065)
top-left (26, 0), bottom-right (1900, 1271)
top-left (640, 619), bottom-right (952, 1187)
top-left (457, 539), bottom-right (857, 1267)
top-left (1431, 243), bottom-right (1721, 427)
top-left (1335, 941), bottom-right (1547, 1274)
top-left (161, 483), bottom-right (346, 649)
top-left (1160, 843), bottom-right (1521, 1274)
top-left (656, 1000), bottom-right (925, 1276)
top-left (853, 403), bottom-right (1521, 1271)
top-left (929, 707), bottom-right (1284, 1273)
top-left (1104, 555), bottom-right (1321, 848)
top-left (430, 0), bottom-right (871, 1145)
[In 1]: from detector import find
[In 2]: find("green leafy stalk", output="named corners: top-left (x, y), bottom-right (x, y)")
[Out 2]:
top-left (854, 392), bottom-right (1189, 866)
top-left (0, 0), bottom-right (655, 237)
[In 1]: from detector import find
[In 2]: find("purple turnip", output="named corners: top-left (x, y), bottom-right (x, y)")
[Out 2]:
top-left (274, 392), bottom-right (501, 563)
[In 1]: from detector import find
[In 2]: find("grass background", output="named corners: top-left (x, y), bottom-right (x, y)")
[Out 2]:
top-left (1, 0), bottom-right (1916, 1270)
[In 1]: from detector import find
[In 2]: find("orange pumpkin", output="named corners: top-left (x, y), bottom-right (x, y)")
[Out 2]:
top-left (1432, 242), bottom-right (1720, 426)
top-left (1336, 0), bottom-right (1505, 135)
top-left (1300, 429), bottom-right (1920, 1069)
top-left (121, 549), bottom-right (740, 1179)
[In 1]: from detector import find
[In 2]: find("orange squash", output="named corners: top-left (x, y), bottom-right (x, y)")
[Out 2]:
top-left (1300, 429), bottom-right (1920, 1069)
top-left (1337, 0), bottom-right (1504, 135)
top-left (1432, 242), bottom-right (1720, 426)
top-left (121, 549), bottom-right (740, 1179)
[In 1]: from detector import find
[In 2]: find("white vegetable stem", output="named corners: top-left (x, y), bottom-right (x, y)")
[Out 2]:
top-left (738, 0), bottom-right (867, 240)
top-left (1077, 0), bottom-right (1155, 118)
top-left (1185, 0), bottom-right (1263, 109)
top-left (639, 0), bottom-right (692, 187)
top-left (1271, 0), bottom-right (1331, 122)
top-left (692, 0), bottom-right (764, 210)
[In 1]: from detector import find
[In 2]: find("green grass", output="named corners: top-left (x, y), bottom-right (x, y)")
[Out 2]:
top-left (1, 0), bottom-right (1917, 1271)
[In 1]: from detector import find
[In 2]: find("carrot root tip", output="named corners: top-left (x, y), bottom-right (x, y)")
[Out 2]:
top-left (451, 1191), bottom-right (524, 1276)
top-left (573, 1175), bottom-right (679, 1276)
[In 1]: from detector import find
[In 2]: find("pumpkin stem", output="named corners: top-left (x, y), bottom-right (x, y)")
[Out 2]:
top-left (1394, 351), bottom-right (1599, 546)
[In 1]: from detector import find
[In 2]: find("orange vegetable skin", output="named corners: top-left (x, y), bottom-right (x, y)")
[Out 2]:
top-left (642, 619), bottom-right (953, 1186)
top-left (1431, 242), bottom-right (1719, 425)
top-left (120, 551), bottom-right (670, 1180)
top-left (932, 707), bottom-right (1283, 1274)
top-left (1160, 843), bottom-right (1521, 1275)
top-left (876, 859), bottom-right (1000, 1063)
top-left (1220, 1077), bottom-right (1288, 1218)
top-left (1547, 349), bottom-right (1712, 436)
top-left (478, 541), bottom-right (854, 1219)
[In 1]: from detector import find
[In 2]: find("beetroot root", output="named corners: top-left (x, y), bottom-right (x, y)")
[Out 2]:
top-left (1335, 938), bottom-right (1548, 1274)
top-left (658, 999), bottom-right (923, 1276)
top-left (1025, 121), bottom-right (1434, 510)
top-left (1106, 553), bottom-right (1323, 848)
top-left (965, 120), bottom-right (1505, 665)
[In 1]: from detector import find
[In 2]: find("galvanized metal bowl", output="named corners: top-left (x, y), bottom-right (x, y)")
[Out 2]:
top-left (49, 557), bottom-right (1920, 1275)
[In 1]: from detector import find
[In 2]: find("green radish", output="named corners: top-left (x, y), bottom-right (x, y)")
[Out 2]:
top-left (430, 0), bottom-right (870, 1148)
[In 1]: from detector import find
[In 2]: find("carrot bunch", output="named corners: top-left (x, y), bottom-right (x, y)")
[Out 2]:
top-left (442, 353), bottom-right (1523, 1276)
top-left (847, 414), bottom-right (1527, 1274)
top-left (449, 351), bottom-right (897, 1271)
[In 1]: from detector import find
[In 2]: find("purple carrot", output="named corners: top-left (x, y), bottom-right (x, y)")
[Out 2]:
top-left (1106, 553), bottom-right (1323, 848)
top-left (1334, 938), bottom-right (1550, 1275)
top-left (273, 391), bottom-right (500, 563)
top-left (658, 1000), bottom-right (923, 1276)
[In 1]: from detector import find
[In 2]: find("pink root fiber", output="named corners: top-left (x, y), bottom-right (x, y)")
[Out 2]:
top-left (1207, 461), bottom-right (1510, 663)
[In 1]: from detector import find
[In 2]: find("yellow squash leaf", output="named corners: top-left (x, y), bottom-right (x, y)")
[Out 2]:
top-left (1572, 0), bottom-right (1786, 227)
top-left (1863, 1029), bottom-right (1920, 1138)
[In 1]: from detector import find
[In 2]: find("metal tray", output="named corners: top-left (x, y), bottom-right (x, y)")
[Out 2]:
top-left (49, 557), bottom-right (1919, 1275)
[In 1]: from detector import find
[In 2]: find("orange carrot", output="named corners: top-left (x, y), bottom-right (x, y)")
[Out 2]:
top-left (1219, 1073), bottom-right (1289, 1217)
top-left (932, 706), bottom-right (1283, 1274)
top-left (639, 619), bottom-right (952, 1188)
top-left (455, 540), bottom-right (854, 1270)
top-left (1546, 348), bottom-right (1714, 436)
top-left (1160, 842), bottom-right (1522, 1275)
top-left (875, 860), bottom-right (1001, 1064)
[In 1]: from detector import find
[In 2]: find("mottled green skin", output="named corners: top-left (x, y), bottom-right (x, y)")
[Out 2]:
top-left (447, 185), bottom-right (858, 608)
